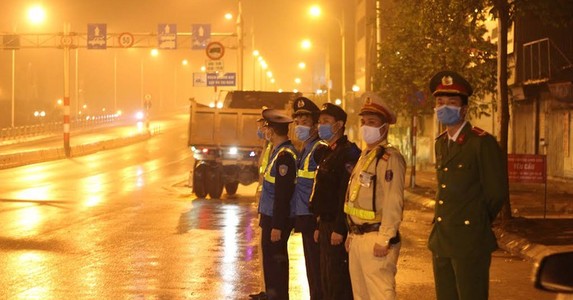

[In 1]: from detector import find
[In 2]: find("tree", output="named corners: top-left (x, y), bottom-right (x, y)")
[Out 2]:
top-left (373, 0), bottom-right (497, 187)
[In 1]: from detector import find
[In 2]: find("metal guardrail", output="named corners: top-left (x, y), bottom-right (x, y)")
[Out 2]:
top-left (0, 114), bottom-right (122, 141)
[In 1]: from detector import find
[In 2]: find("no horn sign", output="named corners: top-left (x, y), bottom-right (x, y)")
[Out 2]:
top-left (206, 42), bottom-right (224, 60)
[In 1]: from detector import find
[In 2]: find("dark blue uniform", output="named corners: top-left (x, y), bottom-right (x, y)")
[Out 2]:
top-left (258, 141), bottom-right (297, 300)
top-left (310, 136), bottom-right (361, 300)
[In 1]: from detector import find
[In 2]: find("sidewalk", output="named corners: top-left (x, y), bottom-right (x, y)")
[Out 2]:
top-left (405, 169), bottom-right (573, 261)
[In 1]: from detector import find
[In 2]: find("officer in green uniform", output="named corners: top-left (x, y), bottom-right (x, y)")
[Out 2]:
top-left (428, 71), bottom-right (509, 300)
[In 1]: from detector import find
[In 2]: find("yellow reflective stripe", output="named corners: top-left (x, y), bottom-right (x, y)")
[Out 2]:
top-left (348, 149), bottom-right (380, 202)
top-left (259, 143), bottom-right (273, 175)
top-left (264, 147), bottom-right (297, 184)
top-left (297, 141), bottom-right (327, 179)
top-left (344, 203), bottom-right (377, 220)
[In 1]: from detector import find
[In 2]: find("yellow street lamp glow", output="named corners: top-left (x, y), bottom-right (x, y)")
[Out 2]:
top-left (225, 13), bottom-right (233, 20)
top-left (253, 50), bottom-right (260, 57)
top-left (295, 78), bottom-right (301, 84)
top-left (301, 39), bottom-right (312, 50)
top-left (298, 62), bottom-right (306, 69)
top-left (260, 61), bottom-right (268, 70)
top-left (150, 49), bottom-right (159, 56)
top-left (270, 78), bottom-right (276, 83)
top-left (266, 71), bottom-right (273, 78)
top-left (352, 84), bottom-right (360, 92)
top-left (27, 5), bottom-right (46, 24)
top-left (335, 99), bottom-right (342, 106)
top-left (201, 66), bottom-right (206, 72)
top-left (309, 5), bottom-right (321, 17)
top-left (182, 59), bottom-right (189, 66)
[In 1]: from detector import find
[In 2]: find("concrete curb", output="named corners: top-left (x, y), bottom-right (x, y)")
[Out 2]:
top-left (0, 132), bottom-right (151, 170)
top-left (403, 190), bottom-right (546, 262)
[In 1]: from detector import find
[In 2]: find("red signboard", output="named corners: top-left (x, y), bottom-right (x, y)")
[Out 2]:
top-left (508, 154), bottom-right (546, 183)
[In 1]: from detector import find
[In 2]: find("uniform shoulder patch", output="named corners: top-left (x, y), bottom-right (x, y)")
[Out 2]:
top-left (471, 126), bottom-right (489, 137)
top-left (278, 164), bottom-right (288, 176)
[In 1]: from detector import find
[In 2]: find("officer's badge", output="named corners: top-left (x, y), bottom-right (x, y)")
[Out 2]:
top-left (442, 75), bottom-right (453, 86)
top-left (365, 96), bottom-right (372, 105)
top-left (297, 99), bottom-right (305, 108)
top-left (278, 165), bottom-right (288, 176)
top-left (322, 104), bottom-right (328, 110)
top-left (385, 170), bottom-right (393, 182)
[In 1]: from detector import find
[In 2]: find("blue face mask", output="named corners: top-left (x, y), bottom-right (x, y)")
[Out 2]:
top-left (256, 128), bottom-right (265, 140)
top-left (435, 105), bottom-right (462, 125)
top-left (295, 125), bottom-right (311, 141)
top-left (318, 124), bottom-right (334, 141)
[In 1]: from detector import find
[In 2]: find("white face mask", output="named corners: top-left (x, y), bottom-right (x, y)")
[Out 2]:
top-left (360, 124), bottom-right (387, 145)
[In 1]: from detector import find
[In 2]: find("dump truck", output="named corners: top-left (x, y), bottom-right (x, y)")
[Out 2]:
top-left (188, 90), bottom-right (301, 198)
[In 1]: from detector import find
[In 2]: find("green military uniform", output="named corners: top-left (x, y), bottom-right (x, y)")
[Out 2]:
top-left (428, 122), bottom-right (509, 300)
top-left (428, 70), bottom-right (509, 300)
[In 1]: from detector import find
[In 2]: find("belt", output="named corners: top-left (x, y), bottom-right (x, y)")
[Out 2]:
top-left (348, 222), bottom-right (381, 235)
top-left (348, 223), bottom-right (401, 244)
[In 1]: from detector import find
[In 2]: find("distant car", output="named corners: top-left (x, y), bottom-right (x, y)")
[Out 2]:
top-left (534, 250), bottom-right (573, 299)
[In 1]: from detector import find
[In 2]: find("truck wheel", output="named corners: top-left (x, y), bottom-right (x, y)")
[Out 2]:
top-left (193, 164), bottom-right (208, 198)
top-left (225, 181), bottom-right (239, 196)
top-left (207, 167), bottom-right (224, 199)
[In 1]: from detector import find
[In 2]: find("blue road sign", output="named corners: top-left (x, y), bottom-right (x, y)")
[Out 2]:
top-left (192, 24), bottom-right (211, 50)
top-left (158, 24), bottom-right (177, 49)
top-left (87, 24), bottom-right (107, 49)
top-left (206, 73), bottom-right (236, 87)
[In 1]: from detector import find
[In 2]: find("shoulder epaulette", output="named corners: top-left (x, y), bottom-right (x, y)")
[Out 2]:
top-left (376, 145), bottom-right (391, 161)
top-left (436, 130), bottom-right (447, 140)
top-left (471, 126), bottom-right (489, 137)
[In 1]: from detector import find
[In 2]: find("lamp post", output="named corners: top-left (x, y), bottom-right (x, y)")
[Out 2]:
top-left (309, 5), bottom-right (346, 109)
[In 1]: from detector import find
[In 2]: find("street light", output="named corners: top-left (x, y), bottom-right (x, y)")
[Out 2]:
top-left (309, 5), bottom-right (346, 109)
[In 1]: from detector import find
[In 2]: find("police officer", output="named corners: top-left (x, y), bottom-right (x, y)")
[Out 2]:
top-left (428, 71), bottom-right (509, 300)
top-left (250, 113), bottom-right (272, 300)
top-left (310, 103), bottom-right (361, 300)
top-left (344, 92), bottom-right (406, 300)
top-left (290, 97), bottom-right (328, 300)
top-left (256, 108), bottom-right (298, 300)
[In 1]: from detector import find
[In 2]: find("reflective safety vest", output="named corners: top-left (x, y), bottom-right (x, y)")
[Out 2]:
top-left (259, 143), bottom-right (297, 216)
top-left (263, 147), bottom-right (297, 184)
top-left (291, 139), bottom-right (327, 216)
top-left (259, 143), bottom-right (273, 175)
top-left (297, 140), bottom-right (328, 179)
top-left (344, 146), bottom-right (388, 220)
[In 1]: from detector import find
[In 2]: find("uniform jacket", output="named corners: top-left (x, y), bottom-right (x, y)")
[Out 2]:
top-left (428, 123), bottom-right (509, 258)
top-left (259, 140), bottom-right (297, 230)
top-left (310, 135), bottom-right (361, 235)
top-left (345, 140), bottom-right (406, 245)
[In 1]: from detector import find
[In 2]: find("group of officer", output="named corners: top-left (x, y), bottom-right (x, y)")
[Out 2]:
top-left (249, 70), bottom-right (508, 300)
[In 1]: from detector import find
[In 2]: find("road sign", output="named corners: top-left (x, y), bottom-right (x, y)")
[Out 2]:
top-left (192, 24), bottom-right (211, 50)
top-left (206, 60), bottom-right (224, 72)
top-left (87, 24), bottom-right (107, 49)
top-left (508, 154), bottom-right (546, 183)
top-left (158, 24), bottom-right (177, 49)
top-left (205, 42), bottom-right (224, 60)
top-left (118, 32), bottom-right (134, 48)
top-left (193, 73), bottom-right (207, 87)
top-left (206, 73), bottom-right (236, 87)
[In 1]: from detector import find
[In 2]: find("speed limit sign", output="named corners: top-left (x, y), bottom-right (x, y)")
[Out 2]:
top-left (118, 32), bottom-right (135, 48)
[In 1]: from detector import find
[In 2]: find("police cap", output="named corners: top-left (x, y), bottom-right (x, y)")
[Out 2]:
top-left (262, 108), bottom-right (293, 128)
top-left (429, 71), bottom-right (473, 104)
top-left (358, 91), bottom-right (397, 124)
top-left (319, 103), bottom-right (347, 123)
top-left (292, 97), bottom-right (320, 118)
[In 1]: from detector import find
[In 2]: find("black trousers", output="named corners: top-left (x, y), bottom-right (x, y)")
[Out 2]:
top-left (318, 220), bottom-right (353, 300)
top-left (260, 215), bottom-right (293, 300)
top-left (301, 227), bottom-right (323, 300)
